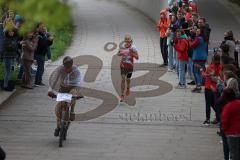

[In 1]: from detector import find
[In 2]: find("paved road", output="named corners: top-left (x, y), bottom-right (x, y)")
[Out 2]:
top-left (1, 0), bottom-right (240, 159)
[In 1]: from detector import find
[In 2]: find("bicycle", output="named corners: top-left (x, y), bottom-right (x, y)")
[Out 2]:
top-left (49, 92), bottom-right (83, 147)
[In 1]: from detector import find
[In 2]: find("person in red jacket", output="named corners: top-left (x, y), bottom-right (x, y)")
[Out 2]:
top-left (221, 88), bottom-right (240, 160)
top-left (174, 29), bottom-right (189, 89)
top-left (195, 54), bottom-right (222, 125)
top-left (157, 9), bottom-right (170, 67)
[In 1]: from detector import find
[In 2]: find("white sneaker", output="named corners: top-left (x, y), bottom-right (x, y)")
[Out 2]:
top-left (168, 68), bottom-right (173, 72)
top-left (175, 84), bottom-right (186, 89)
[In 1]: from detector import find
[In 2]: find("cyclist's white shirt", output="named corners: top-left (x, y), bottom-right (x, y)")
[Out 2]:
top-left (49, 65), bottom-right (81, 92)
top-left (63, 65), bottom-right (81, 87)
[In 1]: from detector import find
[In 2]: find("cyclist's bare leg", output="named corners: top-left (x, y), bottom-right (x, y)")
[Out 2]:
top-left (121, 75), bottom-right (126, 97)
top-left (54, 102), bottom-right (64, 136)
top-left (126, 78), bottom-right (131, 96)
top-left (69, 88), bottom-right (80, 121)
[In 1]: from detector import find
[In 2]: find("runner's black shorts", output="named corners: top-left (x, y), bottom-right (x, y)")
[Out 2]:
top-left (120, 67), bottom-right (133, 79)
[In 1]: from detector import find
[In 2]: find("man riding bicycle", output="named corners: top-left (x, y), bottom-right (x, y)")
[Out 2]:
top-left (48, 56), bottom-right (82, 137)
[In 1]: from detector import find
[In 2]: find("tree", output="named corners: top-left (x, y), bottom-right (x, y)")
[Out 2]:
top-left (0, 0), bottom-right (72, 34)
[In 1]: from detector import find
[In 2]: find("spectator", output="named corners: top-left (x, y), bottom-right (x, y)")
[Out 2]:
top-left (221, 30), bottom-right (236, 60)
top-left (34, 22), bottom-right (53, 86)
top-left (198, 17), bottom-right (211, 46)
top-left (166, 13), bottom-right (177, 71)
top-left (188, 13), bottom-right (199, 28)
top-left (176, 11), bottom-right (185, 29)
top-left (2, 28), bottom-right (18, 91)
top-left (197, 54), bottom-right (222, 125)
top-left (44, 26), bottom-right (52, 62)
top-left (189, 28), bottom-right (208, 92)
top-left (21, 31), bottom-right (38, 89)
top-left (185, 7), bottom-right (193, 22)
top-left (221, 88), bottom-right (240, 160)
top-left (3, 10), bottom-right (15, 31)
top-left (187, 27), bottom-right (197, 85)
top-left (157, 10), bottom-right (170, 67)
top-left (223, 70), bottom-right (240, 97)
top-left (174, 29), bottom-right (189, 89)
top-left (215, 88), bottom-right (233, 160)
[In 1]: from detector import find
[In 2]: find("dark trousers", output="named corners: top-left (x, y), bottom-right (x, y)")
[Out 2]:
top-left (227, 136), bottom-right (240, 160)
top-left (204, 88), bottom-right (217, 120)
top-left (234, 51), bottom-right (239, 67)
top-left (46, 47), bottom-right (51, 60)
top-left (160, 37), bottom-right (168, 65)
top-left (0, 146), bottom-right (6, 160)
top-left (220, 127), bottom-right (230, 160)
top-left (35, 54), bottom-right (45, 84)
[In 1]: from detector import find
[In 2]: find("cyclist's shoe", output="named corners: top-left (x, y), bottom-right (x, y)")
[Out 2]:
top-left (54, 128), bottom-right (60, 137)
top-left (120, 95), bottom-right (124, 102)
top-left (70, 112), bottom-right (75, 121)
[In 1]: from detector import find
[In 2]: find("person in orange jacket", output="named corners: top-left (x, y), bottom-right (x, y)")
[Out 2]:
top-left (157, 10), bottom-right (170, 67)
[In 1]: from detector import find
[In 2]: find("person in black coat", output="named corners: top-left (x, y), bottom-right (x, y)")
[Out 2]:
top-left (34, 22), bottom-right (53, 86)
top-left (2, 29), bottom-right (18, 91)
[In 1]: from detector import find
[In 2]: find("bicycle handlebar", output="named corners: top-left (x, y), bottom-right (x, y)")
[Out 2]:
top-left (48, 92), bottom-right (84, 100)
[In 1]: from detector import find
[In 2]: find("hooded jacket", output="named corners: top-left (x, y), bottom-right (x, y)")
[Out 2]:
top-left (157, 10), bottom-right (170, 38)
top-left (174, 37), bottom-right (189, 61)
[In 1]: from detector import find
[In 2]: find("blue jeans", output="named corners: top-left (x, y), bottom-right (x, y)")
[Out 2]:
top-left (173, 48), bottom-right (177, 68)
top-left (3, 58), bottom-right (14, 88)
top-left (168, 45), bottom-right (174, 69)
top-left (35, 54), bottom-right (45, 84)
top-left (187, 58), bottom-right (194, 80)
top-left (178, 60), bottom-right (187, 85)
top-left (193, 61), bottom-right (206, 86)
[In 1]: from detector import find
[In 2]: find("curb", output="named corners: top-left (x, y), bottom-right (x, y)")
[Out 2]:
top-left (0, 89), bottom-right (16, 106)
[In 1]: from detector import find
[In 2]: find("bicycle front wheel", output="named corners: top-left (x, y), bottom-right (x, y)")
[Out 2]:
top-left (59, 122), bottom-right (65, 147)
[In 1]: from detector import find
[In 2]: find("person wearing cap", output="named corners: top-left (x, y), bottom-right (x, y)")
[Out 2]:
top-left (118, 35), bottom-right (139, 102)
top-left (48, 56), bottom-right (82, 137)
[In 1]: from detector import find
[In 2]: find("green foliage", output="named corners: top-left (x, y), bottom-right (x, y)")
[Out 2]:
top-left (51, 23), bottom-right (74, 61)
top-left (0, 0), bottom-right (72, 35)
top-left (0, 0), bottom-right (74, 83)
top-left (229, 0), bottom-right (240, 6)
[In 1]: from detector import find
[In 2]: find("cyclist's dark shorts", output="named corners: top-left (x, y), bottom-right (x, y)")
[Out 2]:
top-left (120, 67), bottom-right (133, 79)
